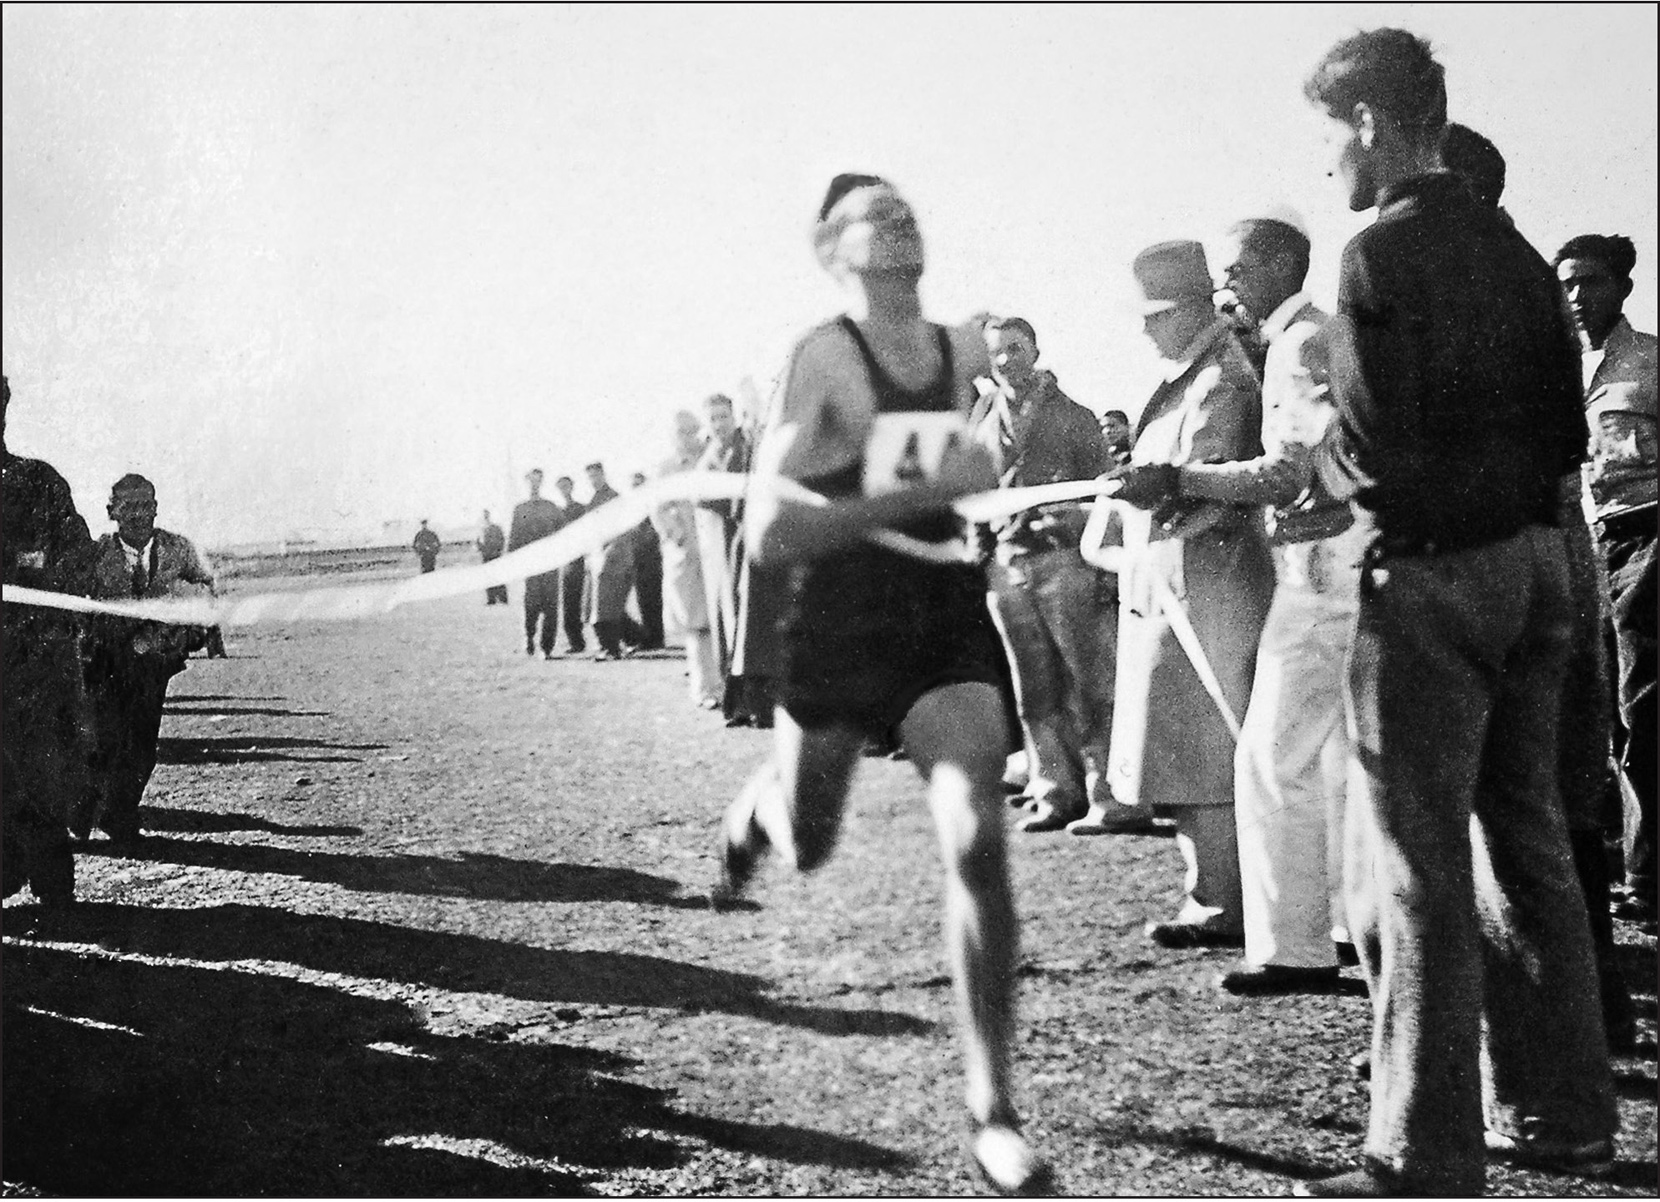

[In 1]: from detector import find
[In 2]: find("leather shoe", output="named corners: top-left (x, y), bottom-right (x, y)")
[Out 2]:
top-left (1219, 964), bottom-right (1347, 996)
top-left (1483, 1130), bottom-right (1614, 1176)
top-left (1017, 805), bottom-right (1085, 834)
top-left (1146, 921), bottom-right (1243, 950)
top-left (1066, 808), bottom-right (1162, 836)
top-left (1349, 1051), bottom-right (1370, 1080)
top-left (1334, 940), bottom-right (1360, 967)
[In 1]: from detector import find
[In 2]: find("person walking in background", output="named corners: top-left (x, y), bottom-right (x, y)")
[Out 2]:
top-left (477, 509), bottom-right (507, 605)
top-left (1554, 233), bottom-right (1657, 927)
top-left (1182, 207), bottom-right (1368, 995)
top-left (509, 469), bottom-right (565, 659)
top-left (583, 461), bottom-right (635, 660)
top-left (551, 474), bottom-right (588, 655)
top-left (1105, 239), bottom-right (1275, 951)
top-left (1, 375), bottom-right (96, 906)
top-left (411, 520), bottom-right (441, 573)
top-left (713, 174), bottom-right (1046, 1194)
top-left (655, 411), bottom-right (724, 707)
top-left (1295, 28), bottom-right (1615, 1195)
top-left (81, 473), bottom-right (217, 845)
top-left (628, 471), bottom-right (665, 650)
top-left (973, 315), bottom-right (1146, 837)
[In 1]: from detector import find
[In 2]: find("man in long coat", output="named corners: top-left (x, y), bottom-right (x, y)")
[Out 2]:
top-left (1105, 240), bottom-right (1275, 948)
top-left (2, 376), bottom-right (95, 903)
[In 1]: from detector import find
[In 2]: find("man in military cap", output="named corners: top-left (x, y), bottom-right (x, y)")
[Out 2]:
top-left (1104, 240), bottom-right (1275, 950)
top-left (2, 375), bottom-right (96, 904)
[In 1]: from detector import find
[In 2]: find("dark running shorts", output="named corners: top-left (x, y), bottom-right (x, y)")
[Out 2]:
top-left (779, 544), bottom-right (1006, 740)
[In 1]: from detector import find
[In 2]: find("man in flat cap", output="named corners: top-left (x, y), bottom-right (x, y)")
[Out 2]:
top-left (1104, 240), bottom-right (1274, 950)
top-left (1187, 208), bottom-right (1371, 993)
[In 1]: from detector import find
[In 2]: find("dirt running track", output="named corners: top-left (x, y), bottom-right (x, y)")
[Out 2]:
top-left (4, 582), bottom-right (1656, 1195)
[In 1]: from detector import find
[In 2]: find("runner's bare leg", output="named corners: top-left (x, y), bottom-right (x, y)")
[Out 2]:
top-left (899, 681), bottom-right (1020, 1128)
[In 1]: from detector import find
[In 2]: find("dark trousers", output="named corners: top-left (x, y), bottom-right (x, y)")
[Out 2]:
top-left (483, 554), bottom-right (508, 605)
top-left (559, 561), bottom-right (587, 652)
top-left (1558, 518), bottom-right (1629, 1034)
top-left (1345, 526), bottom-right (1614, 1191)
top-left (86, 658), bottom-right (175, 839)
top-left (1, 627), bottom-right (87, 903)
top-left (634, 553), bottom-right (664, 649)
top-left (1599, 510), bottom-right (1657, 898)
top-left (523, 573), bottom-right (560, 655)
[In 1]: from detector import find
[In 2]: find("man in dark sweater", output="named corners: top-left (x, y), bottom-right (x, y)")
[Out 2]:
top-left (1293, 28), bottom-right (1616, 1198)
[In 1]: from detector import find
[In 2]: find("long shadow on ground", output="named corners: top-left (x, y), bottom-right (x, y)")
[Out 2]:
top-left (163, 703), bottom-right (331, 718)
top-left (140, 805), bottom-right (364, 838)
top-left (9, 903), bottom-right (935, 1038)
top-left (80, 837), bottom-right (713, 907)
top-left (2, 942), bottom-right (912, 1196)
top-left (157, 735), bottom-right (389, 765)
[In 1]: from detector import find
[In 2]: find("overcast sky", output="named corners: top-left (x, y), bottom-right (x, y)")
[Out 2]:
top-left (4, 4), bottom-right (1655, 547)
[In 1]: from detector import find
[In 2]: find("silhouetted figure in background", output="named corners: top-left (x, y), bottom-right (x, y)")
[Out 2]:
top-left (551, 475), bottom-right (587, 654)
top-left (583, 461), bottom-right (634, 659)
top-left (628, 471), bottom-right (665, 650)
top-left (478, 509), bottom-right (507, 605)
top-left (510, 469), bottom-right (564, 658)
top-left (412, 520), bottom-right (441, 573)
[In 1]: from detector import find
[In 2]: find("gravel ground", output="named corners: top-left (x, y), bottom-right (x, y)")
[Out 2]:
top-left (4, 583), bottom-right (1655, 1196)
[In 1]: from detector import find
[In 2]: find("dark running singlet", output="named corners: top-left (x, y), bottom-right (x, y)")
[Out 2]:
top-left (778, 318), bottom-right (1008, 738)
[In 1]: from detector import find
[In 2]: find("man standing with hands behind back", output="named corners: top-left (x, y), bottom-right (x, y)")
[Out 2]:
top-left (1295, 28), bottom-right (1615, 1196)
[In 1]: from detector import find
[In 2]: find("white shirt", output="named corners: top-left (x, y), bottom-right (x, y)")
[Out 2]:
top-left (1259, 290), bottom-right (1314, 347)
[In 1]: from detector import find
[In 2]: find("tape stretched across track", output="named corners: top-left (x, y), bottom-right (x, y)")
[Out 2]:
top-left (2, 473), bottom-right (1119, 628)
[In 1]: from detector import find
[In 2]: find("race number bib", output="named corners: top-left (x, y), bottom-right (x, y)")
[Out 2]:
top-left (862, 412), bottom-right (968, 496)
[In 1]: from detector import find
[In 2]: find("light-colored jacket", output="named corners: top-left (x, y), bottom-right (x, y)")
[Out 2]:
top-left (1110, 319), bottom-right (1275, 810)
top-left (1584, 316), bottom-right (1657, 521)
top-left (86, 528), bottom-right (216, 664)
